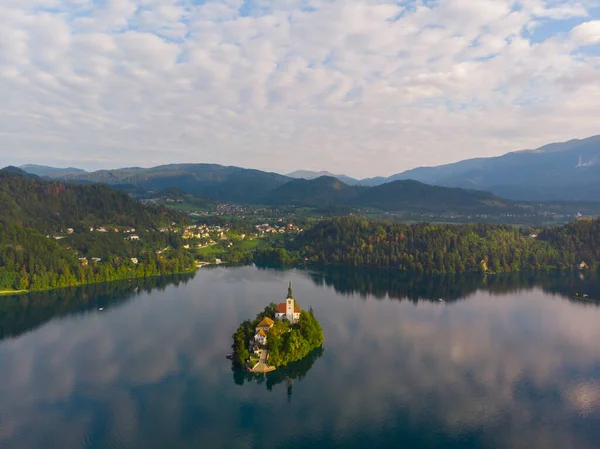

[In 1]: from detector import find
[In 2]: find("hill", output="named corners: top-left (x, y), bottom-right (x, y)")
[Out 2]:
top-left (2, 166), bottom-right (38, 178)
top-left (265, 176), bottom-right (362, 206)
top-left (286, 170), bottom-right (359, 185)
top-left (263, 176), bottom-right (516, 213)
top-left (368, 135), bottom-right (600, 201)
top-left (0, 169), bottom-right (195, 293)
top-left (52, 163), bottom-right (291, 204)
top-left (20, 164), bottom-right (86, 177)
top-left (0, 169), bottom-right (181, 232)
top-left (287, 216), bottom-right (600, 273)
top-left (356, 180), bottom-right (515, 212)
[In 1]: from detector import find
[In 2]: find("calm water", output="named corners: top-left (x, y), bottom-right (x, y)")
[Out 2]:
top-left (1, 267), bottom-right (600, 449)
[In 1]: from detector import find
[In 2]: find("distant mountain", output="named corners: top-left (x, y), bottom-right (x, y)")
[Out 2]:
top-left (356, 180), bottom-right (514, 212)
top-left (2, 166), bottom-right (38, 178)
top-left (53, 163), bottom-right (291, 204)
top-left (37, 161), bottom-right (524, 212)
top-left (286, 170), bottom-right (359, 185)
top-left (265, 175), bottom-right (516, 213)
top-left (20, 164), bottom-right (86, 178)
top-left (371, 135), bottom-right (600, 201)
top-left (266, 176), bottom-right (362, 206)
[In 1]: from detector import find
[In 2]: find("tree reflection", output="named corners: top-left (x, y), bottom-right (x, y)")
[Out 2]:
top-left (232, 346), bottom-right (324, 400)
top-left (307, 266), bottom-right (600, 305)
top-left (0, 273), bottom-right (196, 341)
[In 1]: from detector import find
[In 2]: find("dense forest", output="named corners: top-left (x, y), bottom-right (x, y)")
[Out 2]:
top-left (0, 169), bottom-right (183, 232)
top-left (0, 170), bottom-right (195, 293)
top-left (272, 217), bottom-right (600, 274)
top-left (232, 304), bottom-right (324, 369)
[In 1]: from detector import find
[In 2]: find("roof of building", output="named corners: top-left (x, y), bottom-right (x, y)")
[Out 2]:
top-left (257, 317), bottom-right (275, 328)
top-left (255, 329), bottom-right (267, 338)
top-left (275, 302), bottom-right (301, 314)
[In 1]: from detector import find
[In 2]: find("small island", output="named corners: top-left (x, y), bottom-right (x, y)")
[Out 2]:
top-left (231, 282), bottom-right (324, 372)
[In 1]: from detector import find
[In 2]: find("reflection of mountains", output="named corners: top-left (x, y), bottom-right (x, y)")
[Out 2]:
top-left (308, 267), bottom-right (600, 305)
top-left (233, 347), bottom-right (324, 399)
top-left (0, 273), bottom-right (196, 341)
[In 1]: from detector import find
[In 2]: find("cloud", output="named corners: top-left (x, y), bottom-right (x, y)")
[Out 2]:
top-left (571, 20), bottom-right (600, 44)
top-left (0, 0), bottom-right (599, 176)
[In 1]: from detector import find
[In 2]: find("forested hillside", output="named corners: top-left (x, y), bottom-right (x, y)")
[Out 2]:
top-left (0, 170), bottom-right (195, 293)
top-left (285, 217), bottom-right (600, 274)
top-left (0, 169), bottom-right (182, 232)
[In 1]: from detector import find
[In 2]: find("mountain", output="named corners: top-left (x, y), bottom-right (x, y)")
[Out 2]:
top-left (0, 168), bottom-right (181, 232)
top-left (286, 170), bottom-right (359, 185)
top-left (53, 163), bottom-right (291, 204)
top-left (371, 135), bottom-right (600, 201)
top-left (356, 180), bottom-right (514, 212)
top-left (264, 175), bottom-right (516, 213)
top-left (20, 164), bottom-right (86, 178)
top-left (265, 176), bottom-right (362, 206)
top-left (2, 166), bottom-right (39, 178)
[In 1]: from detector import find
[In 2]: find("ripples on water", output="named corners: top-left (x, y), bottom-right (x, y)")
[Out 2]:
top-left (1, 268), bottom-right (600, 449)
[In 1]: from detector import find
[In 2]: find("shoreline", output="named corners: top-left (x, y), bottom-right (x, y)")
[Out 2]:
top-left (0, 268), bottom-right (197, 297)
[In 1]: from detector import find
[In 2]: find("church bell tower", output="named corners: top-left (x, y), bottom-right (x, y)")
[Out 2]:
top-left (286, 281), bottom-right (294, 322)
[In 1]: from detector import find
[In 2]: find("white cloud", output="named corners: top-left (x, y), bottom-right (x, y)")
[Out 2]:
top-left (0, 0), bottom-right (599, 176)
top-left (571, 20), bottom-right (600, 44)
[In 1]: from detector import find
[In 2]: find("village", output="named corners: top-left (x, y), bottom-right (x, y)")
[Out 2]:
top-left (48, 220), bottom-right (303, 268)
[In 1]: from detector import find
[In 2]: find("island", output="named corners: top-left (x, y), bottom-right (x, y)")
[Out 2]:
top-left (231, 282), bottom-right (324, 372)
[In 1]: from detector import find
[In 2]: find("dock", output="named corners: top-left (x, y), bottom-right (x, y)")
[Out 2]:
top-left (248, 349), bottom-right (276, 373)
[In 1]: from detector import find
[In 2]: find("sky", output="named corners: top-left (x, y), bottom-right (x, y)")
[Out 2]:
top-left (0, 0), bottom-right (599, 178)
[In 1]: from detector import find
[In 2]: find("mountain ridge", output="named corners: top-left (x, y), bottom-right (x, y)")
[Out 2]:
top-left (17, 134), bottom-right (600, 203)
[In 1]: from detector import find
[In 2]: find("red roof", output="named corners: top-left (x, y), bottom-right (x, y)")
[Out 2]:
top-left (275, 302), bottom-right (301, 313)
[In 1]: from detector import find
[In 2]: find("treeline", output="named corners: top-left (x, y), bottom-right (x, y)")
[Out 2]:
top-left (0, 224), bottom-right (195, 292)
top-left (257, 217), bottom-right (600, 274)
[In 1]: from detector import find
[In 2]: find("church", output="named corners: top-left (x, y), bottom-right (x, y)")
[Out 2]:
top-left (253, 282), bottom-right (301, 348)
top-left (274, 281), bottom-right (301, 323)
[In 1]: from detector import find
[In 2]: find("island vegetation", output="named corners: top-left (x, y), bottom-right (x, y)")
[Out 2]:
top-left (232, 301), bottom-right (324, 371)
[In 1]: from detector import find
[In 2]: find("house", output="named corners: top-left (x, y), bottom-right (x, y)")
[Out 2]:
top-left (579, 261), bottom-right (589, 270)
top-left (274, 281), bottom-right (301, 323)
top-left (256, 317), bottom-right (274, 332)
top-left (131, 258), bottom-right (139, 264)
top-left (254, 328), bottom-right (268, 345)
top-left (67, 228), bottom-right (74, 234)
top-left (128, 235), bottom-right (140, 241)
top-left (79, 258), bottom-right (88, 266)
top-left (91, 257), bottom-right (102, 263)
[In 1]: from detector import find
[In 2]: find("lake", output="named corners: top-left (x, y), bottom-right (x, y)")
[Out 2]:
top-left (1, 267), bottom-right (600, 449)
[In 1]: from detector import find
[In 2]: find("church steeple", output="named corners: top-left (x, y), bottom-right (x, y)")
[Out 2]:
top-left (287, 280), bottom-right (293, 299)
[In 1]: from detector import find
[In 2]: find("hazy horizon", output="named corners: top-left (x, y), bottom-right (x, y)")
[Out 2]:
top-left (1, 1), bottom-right (600, 177)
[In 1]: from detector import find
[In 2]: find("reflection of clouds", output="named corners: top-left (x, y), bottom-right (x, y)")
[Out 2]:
top-left (0, 267), bottom-right (600, 448)
top-left (567, 382), bottom-right (600, 416)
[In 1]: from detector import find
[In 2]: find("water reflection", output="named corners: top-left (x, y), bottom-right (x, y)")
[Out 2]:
top-left (232, 347), bottom-right (325, 399)
top-left (0, 273), bottom-right (196, 341)
top-left (308, 266), bottom-right (600, 305)
top-left (0, 267), bottom-right (599, 449)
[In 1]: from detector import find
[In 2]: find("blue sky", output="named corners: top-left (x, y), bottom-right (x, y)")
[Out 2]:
top-left (0, 0), bottom-right (599, 177)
